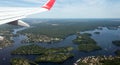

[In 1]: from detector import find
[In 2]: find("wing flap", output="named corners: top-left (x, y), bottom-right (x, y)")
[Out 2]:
top-left (0, 15), bottom-right (25, 25)
top-left (8, 20), bottom-right (30, 27)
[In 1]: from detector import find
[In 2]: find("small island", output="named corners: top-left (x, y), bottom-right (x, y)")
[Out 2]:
top-left (112, 40), bottom-right (120, 46)
top-left (75, 56), bottom-right (120, 65)
top-left (82, 33), bottom-right (92, 36)
top-left (73, 33), bottom-right (101, 52)
top-left (94, 32), bottom-right (100, 34)
top-left (35, 53), bottom-right (74, 63)
top-left (11, 58), bottom-right (38, 65)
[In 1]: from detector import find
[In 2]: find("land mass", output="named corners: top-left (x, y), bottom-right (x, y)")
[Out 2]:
top-left (94, 32), bottom-right (100, 34)
top-left (11, 44), bottom-right (73, 55)
top-left (115, 50), bottom-right (120, 56)
top-left (11, 44), bottom-right (74, 63)
top-left (18, 19), bottom-right (120, 43)
top-left (11, 58), bottom-right (38, 65)
top-left (112, 40), bottom-right (120, 46)
top-left (75, 56), bottom-right (120, 65)
top-left (21, 33), bottom-right (62, 43)
top-left (73, 33), bottom-right (101, 52)
top-left (35, 53), bottom-right (74, 63)
top-left (0, 30), bottom-right (14, 49)
top-left (1, 19), bottom-right (120, 65)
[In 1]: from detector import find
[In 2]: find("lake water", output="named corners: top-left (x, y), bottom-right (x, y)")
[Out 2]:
top-left (0, 27), bottom-right (120, 65)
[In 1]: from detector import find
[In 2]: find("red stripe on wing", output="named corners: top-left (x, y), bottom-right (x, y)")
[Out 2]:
top-left (42, 0), bottom-right (56, 10)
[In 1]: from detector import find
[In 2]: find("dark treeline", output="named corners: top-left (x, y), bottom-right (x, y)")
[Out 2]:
top-left (19, 19), bottom-right (120, 39)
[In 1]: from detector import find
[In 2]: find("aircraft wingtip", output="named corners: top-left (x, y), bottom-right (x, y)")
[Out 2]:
top-left (42, 0), bottom-right (56, 10)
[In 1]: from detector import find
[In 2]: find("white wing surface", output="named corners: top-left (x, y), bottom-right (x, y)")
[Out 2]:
top-left (0, 0), bottom-right (56, 27)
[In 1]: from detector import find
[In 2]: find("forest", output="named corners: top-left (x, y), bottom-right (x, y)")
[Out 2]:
top-left (18, 19), bottom-right (120, 39)
top-left (73, 33), bottom-right (101, 52)
top-left (11, 44), bottom-right (74, 63)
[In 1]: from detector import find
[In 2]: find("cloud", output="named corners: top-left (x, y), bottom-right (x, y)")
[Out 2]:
top-left (22, 0), bottom-right (46, 4)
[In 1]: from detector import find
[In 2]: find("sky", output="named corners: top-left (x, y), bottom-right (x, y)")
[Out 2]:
top-left (0, 0), bottom-right (120, 18)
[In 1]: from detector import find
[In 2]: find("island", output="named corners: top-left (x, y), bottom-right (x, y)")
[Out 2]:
top-left (94, 32), bottom-right (100, 34)
top-left (11, 44), bottom-right (46, 55)
top-left (81, 33), bottom-right (92, 36)
top-left (11, 58), bottom-right (38, 65)
top-left (11, 44), bottom-right (73, 55)
top-left (112, 40), bottom-right (120, 46)
top-left (35, 53), bottom-right (74, 63)
top-left (11, 44), bottom-right (74, 63)
top-left (73, 33), bottom-right (101, 52)
top-left (74, 55), bottom-right (120, 65)
top-left (78, 44), bottom-right (101, 52)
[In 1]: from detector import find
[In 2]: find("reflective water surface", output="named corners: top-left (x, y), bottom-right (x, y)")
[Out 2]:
top-left (0, 27), bottom-right (120, 65)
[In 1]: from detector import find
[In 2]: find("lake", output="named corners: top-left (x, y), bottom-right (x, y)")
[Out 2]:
top-left (0, 26), bottom-right (120, 65)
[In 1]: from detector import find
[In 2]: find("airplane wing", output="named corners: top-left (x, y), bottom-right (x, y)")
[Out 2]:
top-left (0, 0), bottom-right (56, 27)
